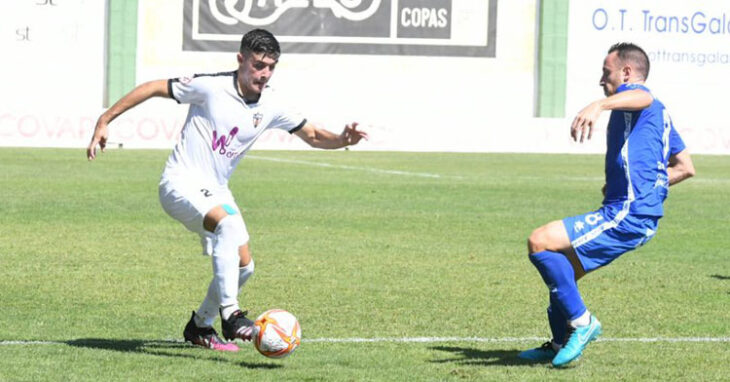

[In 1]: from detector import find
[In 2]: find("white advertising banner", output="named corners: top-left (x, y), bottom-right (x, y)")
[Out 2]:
top-left (0, 0), bottom-right (106, 148)
top-left (1, 0), bottom-right (520, 152)
top-left (1, 0), bottom-right (727, 155)
top-left (565, 0), bottom-right (730, 154)
top-left (184, 0), bottom-right (497, 56)
top-left (129, 0), bottom-right (538, 153)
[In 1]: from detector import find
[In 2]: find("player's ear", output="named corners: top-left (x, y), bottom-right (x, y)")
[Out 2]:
top-left (237, 52), bottom-right (245, 65)
top-left (622, 64), bottom-right (632, 82)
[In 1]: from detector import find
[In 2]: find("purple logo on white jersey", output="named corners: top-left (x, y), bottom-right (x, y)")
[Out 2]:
top-left (212, 127), bottom-right (239, 155)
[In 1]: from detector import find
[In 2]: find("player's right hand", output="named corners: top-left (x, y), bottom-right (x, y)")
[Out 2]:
top-left (341, 122), bottom-right (368, 146)
top-left (87, 122), bottom-right (109, 160)
top-left (571, 100), bottom-right (602, 143)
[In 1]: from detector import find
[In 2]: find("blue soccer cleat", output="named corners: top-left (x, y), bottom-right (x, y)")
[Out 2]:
top-left (518, 341), bottom-right (558, 362)
top-left (552, 315), bottom-right (602, 367)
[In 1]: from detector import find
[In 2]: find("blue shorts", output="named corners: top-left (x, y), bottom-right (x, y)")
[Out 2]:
top-left (562, 206), bottom-right (659, 272)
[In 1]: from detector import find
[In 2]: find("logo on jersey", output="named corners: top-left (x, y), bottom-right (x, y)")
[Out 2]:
top-left (585, 213), bottom-right (603, 226)
top-left (253, 112), bottom-right (263, 128)
top-left (574, 213), bottom-right (603, 233)
top-left (211, 127), bottom-right (239, 156)
top-left (573, 221), bottom-right (585, 232)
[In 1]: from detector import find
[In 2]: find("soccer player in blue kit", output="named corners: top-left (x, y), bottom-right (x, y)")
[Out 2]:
top-left (518, 43), bottom-right (696, 367)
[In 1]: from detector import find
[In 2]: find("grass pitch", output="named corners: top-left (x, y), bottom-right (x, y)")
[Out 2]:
top-left (0, 148), bottom-right (728, 381)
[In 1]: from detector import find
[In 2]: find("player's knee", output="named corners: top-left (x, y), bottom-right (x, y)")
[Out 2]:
top-left (215, 214), bottom-right (248, 247)
top-left (238, 258), bottom-right (255, 288)
top-left (527, 228), bottom-right (547, 254)
top-left (204, 204), bottom-right (240, 233)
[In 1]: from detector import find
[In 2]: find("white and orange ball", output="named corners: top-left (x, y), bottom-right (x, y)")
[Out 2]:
top-left (252, 309), bottom-right (301, 358)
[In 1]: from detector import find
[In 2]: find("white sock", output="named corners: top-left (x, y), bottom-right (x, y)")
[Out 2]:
top-left (199, 233), bottom-right (214, 256)
top-left (214, 260), bottom-right (256, 322)
top-left (192, 311), bottom-right (210, 328)
top-left (194, 215), bottom-right (247, 324)
top-left (196, 279), bottom-right (221, 327)
top-left (212, 215), bottom-right (245, 310)
top-left (220, 304), bottom-right (239, 320)
top-left (199, 258), bottom-right (254, 324)
top-left (239, 260), bottom-right (254, 289)
top-left (570, 310), bottom-right (591, 328)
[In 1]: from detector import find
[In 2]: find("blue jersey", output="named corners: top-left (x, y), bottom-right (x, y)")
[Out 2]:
top-left (603, 83), bottom-right (686, 217)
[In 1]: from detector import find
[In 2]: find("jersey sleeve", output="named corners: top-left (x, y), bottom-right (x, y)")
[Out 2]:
top-left (167, 75), bottom-right (207, 105)
top-left (269, 112), bottom-right (306, 134)
top-left (265, 94), bottom-right (307, 133)
top-left (668, 125), bottom-right (686, 156)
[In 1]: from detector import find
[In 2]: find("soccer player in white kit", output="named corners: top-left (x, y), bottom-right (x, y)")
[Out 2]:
top-left (87, 29), bottom-right (368, 352)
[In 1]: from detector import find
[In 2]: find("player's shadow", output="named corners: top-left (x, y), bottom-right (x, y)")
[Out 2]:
top-left (66, 338), bottom-right (281, 369)
top-left (429, 345), bottom-right (539, 367)
top-left (710, 274), bottom-right (730, 294)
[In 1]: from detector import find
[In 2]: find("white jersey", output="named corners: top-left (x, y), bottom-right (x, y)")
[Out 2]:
top-left (161, 71), bottom-right (305, 186)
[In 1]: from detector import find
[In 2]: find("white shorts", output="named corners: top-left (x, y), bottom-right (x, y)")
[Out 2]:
top-left (158, 176), bottom-right (249, 254)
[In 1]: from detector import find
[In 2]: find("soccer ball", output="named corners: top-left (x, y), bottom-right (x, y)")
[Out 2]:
top-left (252, 309), bottom-right (301, 358)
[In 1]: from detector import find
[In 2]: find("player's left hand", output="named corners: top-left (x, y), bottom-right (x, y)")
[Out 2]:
top-left (341, 122), bottom-right (368, 146)
top-left (87, 122), bottom-right (109, 160)
top-left (571, 101), bottom-right (602, 143)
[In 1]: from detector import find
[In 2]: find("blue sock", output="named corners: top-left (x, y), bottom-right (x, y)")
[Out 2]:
top-left (547, 296), bottom-right (568, 346)
top-left (529, 250), bottom-right (587, 321)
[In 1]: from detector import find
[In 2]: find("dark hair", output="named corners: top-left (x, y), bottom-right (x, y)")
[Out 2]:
top-left (608, 42), bottom-right (650, 80)
top-left (240, 29), bottom-right (280, 58)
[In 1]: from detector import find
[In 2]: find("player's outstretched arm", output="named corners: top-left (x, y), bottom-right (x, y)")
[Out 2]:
top-left (293, 121), bottom-right (368, 149)
top-left (667, 149), bottom-right (696, 186)
top-left (87, 80), bottom-right (170, 160)
top-left (571, 89), bottom-right (653, 143)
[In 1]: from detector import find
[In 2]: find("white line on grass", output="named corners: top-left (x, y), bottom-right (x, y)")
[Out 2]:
top-left (247, 155), bottom-right (730, 185)
top-left (247, 155), bottom-right (455, 179)
top-left (303, 336), bottom-right (730, 343)
top-left (0, 341), bottom-right (63, 345)
top-left (3, 337), bottom-right (730, 346)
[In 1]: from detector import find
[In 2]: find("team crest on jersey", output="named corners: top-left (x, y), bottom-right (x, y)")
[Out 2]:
top-left (253, 112), bottom-right (263, 128)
